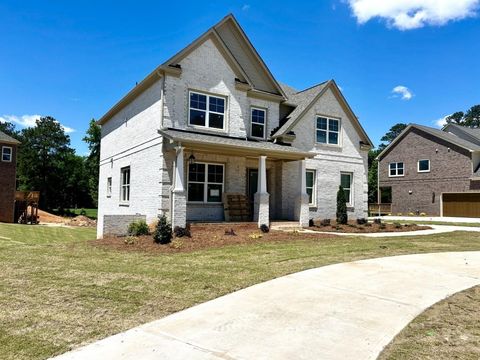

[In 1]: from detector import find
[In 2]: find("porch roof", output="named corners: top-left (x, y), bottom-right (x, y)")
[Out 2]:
top-left (159, 128), bottom-right (314, 160)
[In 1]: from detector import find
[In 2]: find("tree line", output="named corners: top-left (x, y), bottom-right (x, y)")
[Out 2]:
top-left (0, 116), bottom-right (100, 211)
top-left (368, 104), bottom-right (480, 203)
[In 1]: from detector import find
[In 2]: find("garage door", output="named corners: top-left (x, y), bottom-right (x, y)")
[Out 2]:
top-left (442, 193), bottom-right (480, 218)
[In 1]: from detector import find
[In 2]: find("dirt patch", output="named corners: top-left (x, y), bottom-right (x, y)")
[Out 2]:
top-left (67, 215), bottom-right (96, 227)
top-left (310, 220), bottom-right (430, 233)
top-left (34, 209), bottom-right (66, 224)
top-left (91, 223), bottom-right (337, 253)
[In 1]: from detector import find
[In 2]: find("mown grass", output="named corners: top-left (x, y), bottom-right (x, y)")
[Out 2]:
top-left (0, 223), bottom-right (480, 359)
top-left (387, 220), bottom-right (480, 228)
top-left (68, 208), bottom-right (97, 219)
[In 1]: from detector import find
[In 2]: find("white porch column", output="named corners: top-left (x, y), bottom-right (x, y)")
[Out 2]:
top-left (172, 146), bottom-right (186, 228)
top-left (295, 159), bottom-right (310, 227)
top-left (253, 155), bottom-right (270, 227)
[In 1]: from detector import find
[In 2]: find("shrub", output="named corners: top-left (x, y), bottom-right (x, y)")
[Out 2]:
top-left (174, 224), bottom-right (191, 238)
top-left (374, 218), bottom-right (382, 225)
top-left (379, 223), bottom-right (386, 230)
top-left (336, 186), bottom-right (348, 225)
top-left (420, 212), bottom-right (427, 217)
top-left (408, 212), bottom-right (415, 216)
top-left (260, 224), bottom-right (270, 233)
top-left (127, 220), bottom-right (149, 236)
top-left (321, 219), bottom-right (331, 226)
top-left (393, 222), bottom-right (402, 229)
top-left (356, 218), bottom-right (368, 225)
top-left (124, 236), bottom-right (137, 245)
top-left (396, 212), bottom-right (402, 216)
top-left (153, 215), bottom-right (172, 244)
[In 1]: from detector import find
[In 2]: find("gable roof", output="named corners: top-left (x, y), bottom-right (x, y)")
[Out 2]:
top-left (443, 123), bottom-right (480, 144)
top-left (376, 123), bottom-right (480, 160)
top-left (0, 130), bottom-right (20, 145)
top-left (272, 80), bottom-right (373, 147)
top-left (98, 14), bottom-right (286, 125)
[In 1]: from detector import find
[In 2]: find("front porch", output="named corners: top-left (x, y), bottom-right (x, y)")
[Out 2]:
top-left (161, 128), bottom-right (314, 228)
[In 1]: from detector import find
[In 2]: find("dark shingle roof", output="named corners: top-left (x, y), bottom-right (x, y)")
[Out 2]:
top-left (445, 123), bottom-right (480, 139)
top-left (0, 130), bottom-right (20, 145)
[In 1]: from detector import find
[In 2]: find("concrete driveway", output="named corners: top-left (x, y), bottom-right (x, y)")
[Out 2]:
top-left (52, 252), bottom-right (480, 360)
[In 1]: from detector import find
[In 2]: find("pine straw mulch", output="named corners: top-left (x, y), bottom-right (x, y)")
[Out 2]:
top-left (91, 223), bottom-right (338, 254)
top-left (309, 220), bottom-right (431, 233)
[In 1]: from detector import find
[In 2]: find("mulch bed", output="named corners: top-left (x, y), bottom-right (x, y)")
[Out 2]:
top-left (91, 223), bottom-right (336, 254)
top-left (310, 220), bottom-right (431, 233)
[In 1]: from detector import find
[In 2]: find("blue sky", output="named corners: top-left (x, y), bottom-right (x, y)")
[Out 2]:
top-left (1, 0), bottom-right (479, 154)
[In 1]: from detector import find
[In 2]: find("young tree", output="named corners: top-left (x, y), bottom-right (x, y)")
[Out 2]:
top-left (464, 105), bottom-right (480, 127)
top-left (445, 111), bottom-right (465, 125)
top-left (336, 185), bottom-right (348, 225)
top-left (380, 123), bottom-right (407, 146)
top-left (83, 119), bottom-right (101, 206)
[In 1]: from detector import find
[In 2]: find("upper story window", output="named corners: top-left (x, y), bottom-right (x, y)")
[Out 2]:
top-left (187, 162), bottom-right (224, 203)
top-left (306, 170), bottom-right (316, 206)
top-left (251, 107), bottom-right (266, 139)
top-left (189, 91), bottom-right (226, 130)
top-left (1, 146), bottom-right (12, 162)
top-left (340, 172), bottom-right (353, 205)
top-left (316, 117), bottom-right (340, 145)
top-left (120, 167), bottom-right (130, 203)
top-left (389, 162), bottom-right (404, 177)
top-left (418, 159), bottom-right (430, 173)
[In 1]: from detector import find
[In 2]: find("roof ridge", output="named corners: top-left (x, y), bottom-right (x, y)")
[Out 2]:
top-left (295, 80), bottom-right (330, 94)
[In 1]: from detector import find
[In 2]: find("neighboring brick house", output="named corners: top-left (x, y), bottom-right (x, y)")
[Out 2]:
top-left (96, 14), bottom-right (373, 238)
top-left (0, 130), bottom-right (20, 223)
top-left (377, 123), bottom-right (480, 216)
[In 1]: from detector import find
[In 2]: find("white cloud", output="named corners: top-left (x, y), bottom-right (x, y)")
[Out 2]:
top-left (391, 85), bottom-right (413, 100)
top-left (242, 4), bottom-right (250, 11)
top-left (346, 0), bottom-right (480, 30)
top-left (434, 114), bottom-right (450, 127)
top-left (0, 114), bottom-right (75, 133)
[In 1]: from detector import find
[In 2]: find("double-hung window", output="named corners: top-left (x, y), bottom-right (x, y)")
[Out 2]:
top-left (316, 117), bottom-right (340, 145)
top-left (418, 159), bottom-right (430, 173)
top-left (306, 170), bottom-right (316, 206)
top-left (251, 107), bottom-right (266, 138)
top-left (340, 172), bottom-right (353, 205)
top-left (189, 91), bottom-right (226, 130)
top-left (188, 162), bottom-right (224, 203)
top-left (389, 162), bottom-right (404, 177)
top-left (120, 167), bottom-right (130, 203)
top-left (1, 146), bottom-right (12, 162)
top-left (106, 177), bottom-right (112, 197)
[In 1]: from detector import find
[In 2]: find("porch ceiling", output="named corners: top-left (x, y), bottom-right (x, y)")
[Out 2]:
top-left (159, 128), bottom-right (314, 161)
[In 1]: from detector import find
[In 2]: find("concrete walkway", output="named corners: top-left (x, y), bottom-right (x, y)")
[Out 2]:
top-left (303, 224), bottom-right (480, 237)
top-left (52, 252), bottom-right (480, 360)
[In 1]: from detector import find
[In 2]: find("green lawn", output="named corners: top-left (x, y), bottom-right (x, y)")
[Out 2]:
top-left (1, 223), bottom-right (480, 359)
top-left (386, 220), bottom-right (480, 228)
top-left (68, 208), bottom-right (97, 219)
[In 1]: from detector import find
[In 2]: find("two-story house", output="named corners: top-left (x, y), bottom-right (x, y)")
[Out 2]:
top-left (96, 14), bottom-right (373, 238)
top-left (0, 130), bottom-right (20, 223)
top-left (377, 123), bottom-right (480, 217)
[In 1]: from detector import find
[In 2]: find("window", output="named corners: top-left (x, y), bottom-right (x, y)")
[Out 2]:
top-left (120, 167), bottom-right (130, 203)
top-left (340, 172), bottom-right (353, 205)
top-left (306, 170), bottom-right (316, 206)
top-left (316, 117), bottom-right (340, 145)
top-left (187, 162), bottom-right (224, 203)
top-left (106, 177), bottom-right (112, 197)
top-left (251, 107), bottom-right (266, 138)
top-left (189, 91), bottom-right (226, 130)
top-left (418, 159), bottom-right (430, 173)
top-left (389, 162), bottom-right (404, 177)
top-left (1, 146), bottom-right (12, 162)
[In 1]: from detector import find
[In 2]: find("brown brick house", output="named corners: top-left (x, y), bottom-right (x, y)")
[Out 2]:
top-left (0, 130), bottom-right (20, 223)
top-left (377, 124), bottom-right (480, 217)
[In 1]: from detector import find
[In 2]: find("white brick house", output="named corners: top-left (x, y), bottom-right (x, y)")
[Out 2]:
top-left (96, 14), bottom-right (372, 238)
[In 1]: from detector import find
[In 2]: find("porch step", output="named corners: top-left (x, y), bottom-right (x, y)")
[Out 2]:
top-left (223, 193), bottom-right (251, 222)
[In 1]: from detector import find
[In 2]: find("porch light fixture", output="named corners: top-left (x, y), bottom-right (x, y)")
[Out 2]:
top-left (188, 154), bottom-right (196, 165)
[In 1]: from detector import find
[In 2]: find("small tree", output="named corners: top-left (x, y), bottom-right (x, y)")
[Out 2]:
top-left (153, 215), bottom-right (172, 244)
top-left (336, 185), bottom-right (348, 224)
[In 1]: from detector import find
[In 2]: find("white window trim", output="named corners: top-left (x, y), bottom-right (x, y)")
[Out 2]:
top-left (106, 177), bottom-right (112, 198)
top-left (188, 90), bottom-right (227, 131)
top-left (417, 159), bottom-right (430, 173)
top-left (340, 172), bottom-right (354, 206)
top-left (315, 116), bottom-right (341, 146)
top-left (120, 167), bottom-right (130, 205)
top-left (187, 162), bottom-right (225, 204)
top-left (306, 169), bottom-right (316, 207)
top-left (250, 107), bottom-right (267, 139)
top-left (388, 162), bottom-right (405, 177)
top-left (1, 146), bottom-right (12, 162)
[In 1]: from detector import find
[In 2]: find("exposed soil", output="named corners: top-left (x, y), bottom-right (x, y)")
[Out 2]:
top-left (310, 220), bottom-right (431, 233)
top-left (34, 208), bottom-right (65, 224)
top-left (27, 208), bottom-right (96, 227)
top-left (67, 215), bottom-right (96, 227)
top-left (92, 223), bottom-right (337, 254)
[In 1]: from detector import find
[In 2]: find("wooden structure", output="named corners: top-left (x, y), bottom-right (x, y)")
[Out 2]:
top-left (14, 191), bottom-right (40, 224)
top-left (368, 203), bottom-right (392, 216)
top-left (442, 193), bottom-right (480, 218)
top-left (223, 193), bottom-right (251, 222)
